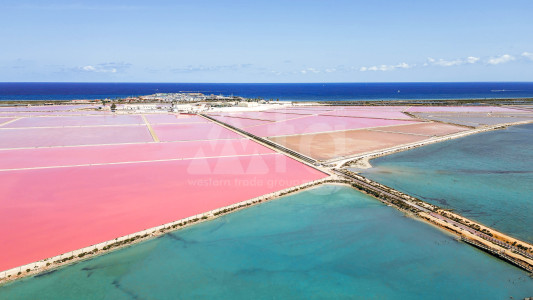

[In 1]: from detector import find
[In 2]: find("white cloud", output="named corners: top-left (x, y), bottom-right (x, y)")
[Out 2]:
top-left (487, 54), bottom-right (515, 65)
top-left (522, 52), bottom-right (533, 60)
top-left (466, 56), bottom-right (480, 64)
top-left (172, 64), bottom-right (252, 73)
top-left (82, 65), bottom-right (116, 73)
top-left (78, 62), bottom-right (130, 73)
top-left (359, 62), bottom-right (413, 72)
top-left (426, 56), bottom-right (480, 67)
top-left (396, 62), bottom-right (411, 69)
top-left (300, 67), bottom-right (320, 74)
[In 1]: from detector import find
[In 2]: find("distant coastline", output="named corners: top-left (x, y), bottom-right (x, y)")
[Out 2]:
top-left (2, 82), bottom-right (533, 102)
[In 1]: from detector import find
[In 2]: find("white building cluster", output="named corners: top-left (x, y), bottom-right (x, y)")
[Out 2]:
top-left (120, 103), bottom-right (207, 113)
top-left (139, 93), bottom-right (239, 102)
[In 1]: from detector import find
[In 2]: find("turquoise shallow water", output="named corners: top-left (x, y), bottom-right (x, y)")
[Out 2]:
top-left (0, 185), bottom-right (531, 299)
top-left (361, 123), bottom-right (533, 243)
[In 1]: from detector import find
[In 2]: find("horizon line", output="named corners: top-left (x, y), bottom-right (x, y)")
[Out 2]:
top-left (1, 81), bottom-right (533, 84)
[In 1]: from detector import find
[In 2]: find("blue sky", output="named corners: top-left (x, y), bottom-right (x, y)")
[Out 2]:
top-left (1, 0), bottom-right (533, 82)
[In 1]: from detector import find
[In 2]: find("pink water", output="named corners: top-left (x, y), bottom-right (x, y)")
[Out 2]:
top-left (0, 126), bottom-right (153, 149)
top-left (212, 111), bottom-right (303, 121)
top-left (405, 106), bottom-right (524, 113)
top-left (0, 111), bottom-right (112, 117)
top-left (153, 123), bottom-right (244, 141)
top-left (211, 116), bottom-right (273, 128)
top-left (4, 115), bottom-right (144, 128)
top-left (0, 154), bottom-right (327, 271)
top-left (0, 140), bottom-right (274, 170)
top-left (342, 106), bottom-right (410, 111)
top-left (0, 118), bottom-right (16, 126)
top-left (0, 105), bottom-right (94, 112)
top-left (319, 110), bottom-right (413, 120)
top-left (144, 114), bottom-right (210, 124)
top-left (280, 107), bottom-right (336, 111)
top-left (246, 115), bottom-right (419, 137)
top-left (268, 109), bottom-right (333, 115)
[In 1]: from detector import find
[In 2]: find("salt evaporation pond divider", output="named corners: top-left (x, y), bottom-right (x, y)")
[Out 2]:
top-left (152, 122), bottom-right (245, 141)
top-left (0, 185), bottom-right (531, 299)
top-left (0, 154), bottom-right (327, 271)
top-left (0, 139), bottom-right (275, 170)
top-left (0, 126), bottom-right (153, 149)
top-left (3, 115), bottom-right (145, 128)
top-left (246, 115), bottom-right (419, 137)
top-left (144, 114), bottom-right (210, 124)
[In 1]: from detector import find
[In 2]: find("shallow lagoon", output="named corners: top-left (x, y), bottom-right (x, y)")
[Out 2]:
top-left (361, 123), bottom-right (533, 243)
top-left (0, 185), bottom-right (531, 299)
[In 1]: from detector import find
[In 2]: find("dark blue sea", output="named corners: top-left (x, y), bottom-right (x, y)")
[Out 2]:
top-left (1, 82), bottom-right (533, 101)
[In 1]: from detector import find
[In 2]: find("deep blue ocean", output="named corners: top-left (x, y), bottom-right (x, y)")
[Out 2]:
top-left (1, 82), bottom-right (533, 101)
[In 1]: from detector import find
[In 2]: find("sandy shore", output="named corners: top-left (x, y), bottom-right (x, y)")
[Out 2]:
top-left (351, 157), bottom-right (372, 169)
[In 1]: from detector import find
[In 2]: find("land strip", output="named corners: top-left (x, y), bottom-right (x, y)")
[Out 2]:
top-left (2, 105), bottom-right (532, 285)
top-left (332, 119), bottom-right (533, 167)
top-left (201, 114), bottom-right (322, 167)
top-left (0, 176), bottom-right (336, 283)
top-left (0, 117), bottom-right (23, 127)
top-left (141, 115), bottom-right (160, 142)
top-left (0, 152), bottom-right (283, 172)
top-left (333, 168), bottom-right (533, 273)
top-left (207, 113), bottom-right (533, 274)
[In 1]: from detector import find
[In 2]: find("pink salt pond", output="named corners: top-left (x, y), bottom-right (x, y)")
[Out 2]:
top-left (370, 122), bottom-right (467, 136)
top-left (0, 105), bottom-right (93, 112)
top-left (341, 106), bottom-right (410, 111)
top-left (210, 116), bottom-right (272, 128)
top-left (0, 139), bottom-right (274, 170)
top-left (0, 126), bottom-right (153, 149)
top-left (212, 111), bottom-right (304, 121)
top-left (319, 110), bottom-right (413, 120)
top-left (144, 114), bottom-right (210, 124)
top-left (0, 118), bottom-right (16, 126)
top-left (405, 106), bottom-right (524, 113)
top-left (245, 115), bottom-right (419, 137)
top-left (0, 154), bottom-right (327, 271)
top-left (152, 123), bottom-right (244, 141)
top-left (268, 108), bottom-right (335, 115)
top-left (0, 111), bottom-right (112, 117)
top-left (4, 115), bottom-right (144, 128)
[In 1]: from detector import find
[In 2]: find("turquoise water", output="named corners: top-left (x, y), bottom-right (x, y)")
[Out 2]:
top-left (0, 185), bottom-right (531, 299)
top-left (361, 123), bottom-right (533, 243)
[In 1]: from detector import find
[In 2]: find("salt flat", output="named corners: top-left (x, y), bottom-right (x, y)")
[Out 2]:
top-left (0, 107), bottom-right (327, 272)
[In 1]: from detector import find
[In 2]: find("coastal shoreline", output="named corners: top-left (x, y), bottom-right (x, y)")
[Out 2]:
top-left (204, 108), bottom-right (533, 274)
top-left (336, 119), bottom-right (533, 169)
top-left (0, 177), bottom-right (338, 285)
top-left (333, 168), bottom-right (533, 274)
top-left (9, 175), bottom-right (531, 287)
top-left (2, 102), bottom-right (532, 285)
